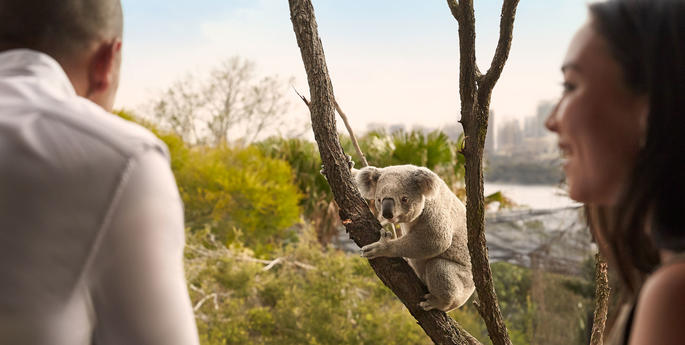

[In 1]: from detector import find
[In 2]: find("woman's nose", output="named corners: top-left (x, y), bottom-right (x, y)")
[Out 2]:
top-left (545, 102), bottom-right (561, 132)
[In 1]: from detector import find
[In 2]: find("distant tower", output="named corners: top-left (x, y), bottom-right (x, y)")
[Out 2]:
top-left (535, 101), bottom-right (555, 137)
top-left (485, 109), bottom-right (496, 154)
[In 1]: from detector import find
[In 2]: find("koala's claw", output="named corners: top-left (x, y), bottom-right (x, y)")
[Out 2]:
top-left (419, 300), bottom-right (437, 311)
top-left (361, 242), bottom-right (386, 259)
top-left (320, 155), bottom-right (355, 179)
top-left (360, 242), bottom-right (381, 259)
top-left (379, 228), bottom-right (393, 241)
top-left (360, 229), bottom-right (394, 259)
top-left (346, 154), bottom-right (355, 170)
top-left (419, 294), bottom-right (438, 311)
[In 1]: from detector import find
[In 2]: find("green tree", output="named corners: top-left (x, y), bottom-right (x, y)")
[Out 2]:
top-left (117, 110), bottom-right (302, 256)
top-left (176, 145), bottom-right (302, 254)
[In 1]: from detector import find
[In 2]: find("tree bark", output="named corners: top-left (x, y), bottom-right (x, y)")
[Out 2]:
top-left (288, 1), bottom-right (481, 344)
top-left (446, 1), bottom-right (519, 345)
top-left (590, 253), bottom-right (610, 345)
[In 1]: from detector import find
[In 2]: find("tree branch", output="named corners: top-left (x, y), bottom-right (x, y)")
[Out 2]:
top-left (289, 0), bottom-right (480, 344)
top-left (453, 0), bottom-right (477, 131)
top-left (590, 253), bottom-right (610, 345)
top-left (446, 0), bottom-right (462, 22)
top-left (334, 100), bottom-right (369, 167)
top-left (448, 1), bottom-right (520, 345)
top-left (478, 0), bottom-right (519, 96)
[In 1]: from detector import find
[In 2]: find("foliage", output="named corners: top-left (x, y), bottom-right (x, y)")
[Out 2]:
top-left (116, 110), bottom-right (302, 256)
top-left (185, 227), bottom-right (433, 345)
top-left (185, 227), bottom-right (594, 345)
top-left (255, 136), bottom-right (341, 246)
top-left (451, 262), bottom-right (594, 345)
top-left (255, 137), bottom-right (331, 217)
top-left (116, 109), bottom-right (591, 344)
top-left (175, 145), bottom-right (302, 255)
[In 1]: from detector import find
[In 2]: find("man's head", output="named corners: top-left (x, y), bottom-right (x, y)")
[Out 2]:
top-left (0, 0), bottom-right (124, 111)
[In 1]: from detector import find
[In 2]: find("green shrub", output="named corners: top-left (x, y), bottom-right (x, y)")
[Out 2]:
top-left (175, 145), bottom-right (302, 255)
top-left (116, 110), bottom-right (302, 256)
top-left (185, 228), bottom-right (438, 345)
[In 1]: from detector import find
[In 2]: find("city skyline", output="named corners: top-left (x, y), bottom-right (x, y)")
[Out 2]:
top-left (116, 0), bottom-right (588, 133)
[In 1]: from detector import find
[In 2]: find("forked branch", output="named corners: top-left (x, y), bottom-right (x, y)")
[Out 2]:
top-left (479, 0), bottom-right (519, 95)
top-left (447, 1), bottom-right (520, 345)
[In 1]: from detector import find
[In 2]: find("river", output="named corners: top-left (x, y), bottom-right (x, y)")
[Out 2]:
top-left (484, 182), bottom-right (580, 210)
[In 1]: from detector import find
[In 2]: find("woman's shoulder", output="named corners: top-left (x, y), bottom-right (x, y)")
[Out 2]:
top-left (628, 259), bottom-right (685, 345)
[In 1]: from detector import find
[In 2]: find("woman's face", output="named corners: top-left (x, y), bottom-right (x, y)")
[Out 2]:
top-left (546, 20), bottom-right (648, 206)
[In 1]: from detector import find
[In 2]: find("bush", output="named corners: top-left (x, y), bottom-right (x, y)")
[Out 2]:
top-left (185, 228), bottom-right (437, 345)
top-left (175, 145), bottom-right (302, 255)
top-left (116, 110), bottom-right (302, 256)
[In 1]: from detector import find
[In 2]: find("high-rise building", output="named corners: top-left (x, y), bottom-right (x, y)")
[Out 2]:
top-left (497, 119), bottom-right (523, 154)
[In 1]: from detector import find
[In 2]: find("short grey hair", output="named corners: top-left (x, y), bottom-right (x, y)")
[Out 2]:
top-left (0, 0), bottom-right (123, 57)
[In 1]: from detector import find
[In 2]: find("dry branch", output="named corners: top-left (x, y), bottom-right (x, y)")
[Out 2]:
top-left (334, 100), bottom-right (369, 167)
top-left (590, 253), bottom-right (610, 345)
top-left (293, 86), bottom-right (368, 168)
top-left (288, 0), bottom-right (480, 344)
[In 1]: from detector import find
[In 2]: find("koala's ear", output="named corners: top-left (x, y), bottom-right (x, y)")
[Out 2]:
top-left (411, 167), bottom-right (439, 198)
top-left (355, 166), bottom-right (381, 199)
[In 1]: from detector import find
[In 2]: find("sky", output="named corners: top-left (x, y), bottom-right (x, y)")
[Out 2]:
top-left (116, 0), bottom-right (589, 134)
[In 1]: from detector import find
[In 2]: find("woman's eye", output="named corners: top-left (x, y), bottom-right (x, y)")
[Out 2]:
top-left (561, 81), bottom-right (576, 94)
top-left (401, 197), bottom-right (408, 203)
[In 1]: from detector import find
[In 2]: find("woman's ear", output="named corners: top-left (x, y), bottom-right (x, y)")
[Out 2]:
top-left (356, 166), bottom-right (381, 200)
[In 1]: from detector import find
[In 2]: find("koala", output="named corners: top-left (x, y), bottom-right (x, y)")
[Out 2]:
top-left (352, 164), bottom-right (474, 312)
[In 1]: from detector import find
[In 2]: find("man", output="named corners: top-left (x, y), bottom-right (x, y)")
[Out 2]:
top-left (0, 1), bottom-right (200, 344)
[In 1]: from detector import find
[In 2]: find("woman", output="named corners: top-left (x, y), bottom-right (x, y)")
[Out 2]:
top-left (545, 0), bottom-right (685, 344)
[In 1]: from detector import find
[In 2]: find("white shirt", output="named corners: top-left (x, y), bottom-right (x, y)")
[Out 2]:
top-left (0, 49), bottom-right (200, 345)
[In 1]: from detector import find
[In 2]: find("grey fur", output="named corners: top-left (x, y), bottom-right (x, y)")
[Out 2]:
top-left (353, 164), bottom-right (474, 311)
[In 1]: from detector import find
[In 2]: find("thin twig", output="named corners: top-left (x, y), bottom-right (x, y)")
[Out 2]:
top-left (292, 86), bottom-right (368, 167)
top-left (194, 293), bottom-right (218, 311)
top-left (292, 85), bottom-right (310, 107)
top-left (333, 99), bottom-right (368, 167)
top-left (189, 284), bottom-right (205, 295)
top-left (263, 257), bottom-right (284, 271)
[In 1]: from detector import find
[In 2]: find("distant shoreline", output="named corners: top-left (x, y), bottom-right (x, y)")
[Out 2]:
top-left (485, 154), bottom-right (564, 185)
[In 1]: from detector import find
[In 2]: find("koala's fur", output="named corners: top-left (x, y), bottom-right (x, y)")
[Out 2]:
top-left (353, 164), bottom-right (474, 311)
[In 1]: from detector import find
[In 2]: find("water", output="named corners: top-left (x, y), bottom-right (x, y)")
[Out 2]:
top-left (484, 182), bottom-right (580, 210)
top-left (482, 183), bottom-right (591, 274)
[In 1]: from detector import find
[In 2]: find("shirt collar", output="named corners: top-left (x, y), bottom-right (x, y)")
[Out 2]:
top-left (0, 49), bottom-right (77, 97)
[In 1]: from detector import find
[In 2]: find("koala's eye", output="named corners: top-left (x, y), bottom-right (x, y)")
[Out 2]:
top-left (401, 196), bottom-right (408, 203)
top-left (377, 198), bottom-right (381, 203)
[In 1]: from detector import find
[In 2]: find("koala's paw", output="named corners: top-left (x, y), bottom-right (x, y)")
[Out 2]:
top-left (419, 294), bottom-right (438, 311)
top-left (319, 155), bottom-right (355, 178)
top-left (360, 229), bottom-right (393, 259)
top-left (378, 228), bottom-right (394, 242)
top-left (346, 154), bottom-right (355, 170)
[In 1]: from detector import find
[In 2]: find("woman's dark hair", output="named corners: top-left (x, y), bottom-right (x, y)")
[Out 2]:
top-left (588, 0), bottom-right (685, 295)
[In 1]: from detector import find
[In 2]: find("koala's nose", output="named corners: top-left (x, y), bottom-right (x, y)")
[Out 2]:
top-left (381, 198), bottom-right (394, 220)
